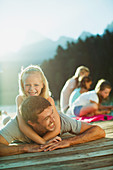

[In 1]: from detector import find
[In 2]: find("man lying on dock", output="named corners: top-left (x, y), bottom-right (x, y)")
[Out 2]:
top-left (0, 96), bottom-right (105, 156)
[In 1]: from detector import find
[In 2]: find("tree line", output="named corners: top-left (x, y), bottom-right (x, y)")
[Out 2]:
top-left (41, 30), bottom-right (113, 101)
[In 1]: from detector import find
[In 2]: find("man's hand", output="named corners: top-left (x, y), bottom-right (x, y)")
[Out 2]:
top-left (38, 139), bottom-right (70, 152)
top-left (22, 136), bottom-right (62, 153)
top-left (24, 144), bottom-right (40, 153)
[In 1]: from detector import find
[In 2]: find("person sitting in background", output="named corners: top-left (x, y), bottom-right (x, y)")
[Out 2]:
top-left (60, 66), bottom-right (90, 114)
top-left (69, 76), bottom-right (92, 108)
top-left (71, 79), bottom-right (113, 117)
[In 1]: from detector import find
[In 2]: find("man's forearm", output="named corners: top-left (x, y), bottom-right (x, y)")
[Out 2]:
top-left (37, 125), bottom-right (106, 152)
top-left (69, 125), bottom-right (105, 146)
top-left (0, 143), bottom-right (27, 157)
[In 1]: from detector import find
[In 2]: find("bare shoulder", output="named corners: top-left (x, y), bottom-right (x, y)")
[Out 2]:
top-left (47, 96), bottom-right (55, 106)
top-left (16, 95), bottom-right (23, 106)
top-left (0, 134), bottom-right (9, 145)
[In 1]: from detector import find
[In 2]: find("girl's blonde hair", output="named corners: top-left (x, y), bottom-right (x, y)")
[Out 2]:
top-left (73, 66), bottom-right (90, 79)
top-left (95, 79), bottom-right (112, 93)
top-left (70, 65), bottom-right (90, 88)
top-left (18, 65), bottom-right (50, 99)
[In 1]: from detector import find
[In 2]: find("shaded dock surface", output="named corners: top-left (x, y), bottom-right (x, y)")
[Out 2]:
top-left (0, 120), bottom-right (113, 169)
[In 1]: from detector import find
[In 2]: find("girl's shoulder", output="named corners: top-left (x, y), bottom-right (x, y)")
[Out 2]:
top-left (86, 90), bottom-right (97, 98)
top-left (16, 95), bottom-right (24, 106)
top-left (47, 96), bottom-right (55, 105)
top-left (65, 78), bottom-right (76, 89)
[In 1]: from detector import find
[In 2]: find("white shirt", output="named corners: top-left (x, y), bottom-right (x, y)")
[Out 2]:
top-left (60, 78), bottom-right (76, 112)
top-left (72, 90), bottom-right (99, 107)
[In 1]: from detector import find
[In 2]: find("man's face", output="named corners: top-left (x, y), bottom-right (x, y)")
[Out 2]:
top-left (35, 106), bottom-right (56, 132)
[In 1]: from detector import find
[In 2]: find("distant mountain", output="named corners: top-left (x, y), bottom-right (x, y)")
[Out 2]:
top-left (3, 36), bottom-right (74, 64)
top-left (56, 36), bottom-right (75, 48)
top-left (105, 21), bottom-right (113, 32)
top-left (78, 31), bottom-right (93, 41)
top-left (2, 21), bottom-right (113, 64)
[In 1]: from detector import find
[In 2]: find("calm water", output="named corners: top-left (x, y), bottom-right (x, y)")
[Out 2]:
top-left (0, 105), bottom-right (16, 114)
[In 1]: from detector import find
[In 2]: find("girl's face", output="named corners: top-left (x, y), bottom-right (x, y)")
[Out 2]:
top-left (85, 81), bottom-right (92, 90)
top-left (23, 73), bottom-right (44, 97)
top-left (99, 88), bottom-right (111, 99)
top-left (80, 71), bottom-right (89, 77)
top-left (79, 71), bottom-right (89, 81)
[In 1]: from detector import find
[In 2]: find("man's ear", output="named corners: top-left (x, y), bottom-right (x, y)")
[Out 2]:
top-left (27, 120), bottom-right (35, 127)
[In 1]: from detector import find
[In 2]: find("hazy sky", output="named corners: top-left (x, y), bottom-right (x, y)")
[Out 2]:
top-left (0, 0), bottom-right (113, 56)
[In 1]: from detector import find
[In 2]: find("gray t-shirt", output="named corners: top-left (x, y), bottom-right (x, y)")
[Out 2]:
top-left (0, 116), bottom-right (32, 144)
top-left (60, 113), bottom-right (81, 135)
top-left (0, 114), bottom-right (81, 144)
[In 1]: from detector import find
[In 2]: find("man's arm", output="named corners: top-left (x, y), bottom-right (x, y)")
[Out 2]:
top-left (38, 122), bottom-right (105, 152)
top-left (0, 135), bottom-right (40, 157)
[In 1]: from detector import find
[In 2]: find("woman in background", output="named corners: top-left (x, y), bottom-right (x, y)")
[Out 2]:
top-left (60, 66), bottom-right (90, 114)
top-left (69, 76), bottom-right (92, 107)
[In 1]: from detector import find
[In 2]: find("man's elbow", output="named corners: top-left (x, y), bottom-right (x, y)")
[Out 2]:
top-left (95, 125), bottom-right (106, 138)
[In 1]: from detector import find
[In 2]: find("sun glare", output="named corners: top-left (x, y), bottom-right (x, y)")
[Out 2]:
top-left (0, 29), bottom-right (25, 57)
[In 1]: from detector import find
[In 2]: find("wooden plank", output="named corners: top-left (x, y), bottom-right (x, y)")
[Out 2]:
top-left (0, 149), bottom-right (113, 169)
top-left (106, 134), bottom-right (113, 138)
top-left (1, 144), bottom-right (113, 164)
top-left (0, 139), bottom-right (113, 161)
top-left (0, 153), bottom-right (113, 169)
top-left (92, 166), bottom-right (113, 170)
top-left (11, 162), bottom-right (113, 170)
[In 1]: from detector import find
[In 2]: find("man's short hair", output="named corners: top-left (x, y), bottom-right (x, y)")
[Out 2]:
top-left (20, 96), bottom-right (51, 123)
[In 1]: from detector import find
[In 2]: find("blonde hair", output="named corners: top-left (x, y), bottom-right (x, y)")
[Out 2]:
top-left (95, 79), bottom-right (112, 93)
top-left (18, 65), bottom-right (50, 99)
top-left (73, 66), bottom-right (90, 79)
top-left (69, 65), bottom-right (90, 88)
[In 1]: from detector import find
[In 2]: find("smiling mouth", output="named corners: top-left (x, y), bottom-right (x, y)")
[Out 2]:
top-left (29, 92), bottom-right (37, 96)
top-left (49, 122), bottom-right (55, 129)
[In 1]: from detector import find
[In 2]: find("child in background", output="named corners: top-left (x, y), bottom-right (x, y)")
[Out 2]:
top-left (60, 66), bottom-right (90, 114)
top-left (71, 79), bottom-right (113, 117)
top-left (69, 76), bottom-right (92, 107)
top-left (16, 65), bottom-right (61, 144)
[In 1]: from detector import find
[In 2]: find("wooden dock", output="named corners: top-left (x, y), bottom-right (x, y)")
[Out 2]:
top-left (0, 120), bottom-right (113, 169)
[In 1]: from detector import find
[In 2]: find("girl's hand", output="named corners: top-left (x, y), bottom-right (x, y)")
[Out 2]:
top-left (47, 136), bottom-right (62, 144)
top-left (38, 139), bottom-right (69, 152)
top-left (104, 110), bottom-right (111, 114)
top-left (90, 100), bottom-right (97, 104)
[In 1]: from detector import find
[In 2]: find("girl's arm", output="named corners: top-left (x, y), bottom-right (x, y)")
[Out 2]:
top-left (43, 97), bottom-right (61, 141)
top-left (86, 110), bottom-right (111, 117)
top-left (98, 104), bottom-right (113, 110)
top-left (16, 95), bottom-right (46, 144)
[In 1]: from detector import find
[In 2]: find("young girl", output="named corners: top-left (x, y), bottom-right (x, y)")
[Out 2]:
top-left (60, 66), bottom-right (90, 114)
top-left (69, 76), bottom-right (92, 107)
top-left (16, 65), bottom-right (61, 144)
top-left (71, 79), bottom-right (113, 117)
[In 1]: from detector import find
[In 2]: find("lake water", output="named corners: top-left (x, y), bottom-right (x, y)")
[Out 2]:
top-left (0, 105), bottom-right (16, 114)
